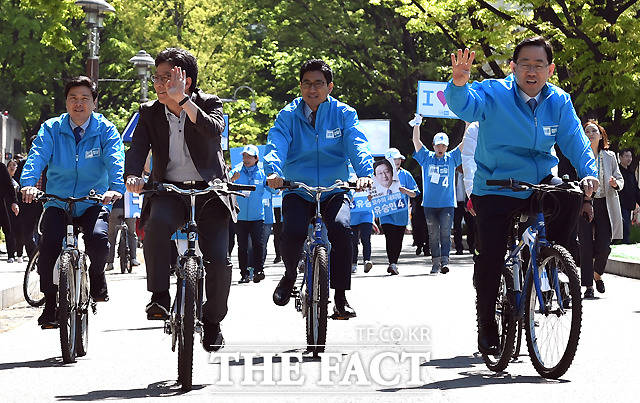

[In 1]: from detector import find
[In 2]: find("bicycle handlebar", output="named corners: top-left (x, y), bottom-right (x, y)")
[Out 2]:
top-left (278, 180), bottom-right (357, 194)
top-left (486, 178), bottom-right (584, 194)
top-left (141, 179), bottom-right (256, 198)
top-left (35, 190), bottom-right (105, 204)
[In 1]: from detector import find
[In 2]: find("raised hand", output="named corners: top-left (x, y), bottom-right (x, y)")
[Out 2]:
top-left (451, 48), bottom-right (475, 87)
top-left (167, 66), bottom-right (187, 103)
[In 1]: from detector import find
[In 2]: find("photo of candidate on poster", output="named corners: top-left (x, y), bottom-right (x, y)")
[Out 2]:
top-left (370, 158), bottom-right (400, 198)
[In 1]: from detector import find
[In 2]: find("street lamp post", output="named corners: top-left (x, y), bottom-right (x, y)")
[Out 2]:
top-left (220, 85), bottom-right (257, 112)
top-left (75, 0), bottom-right (115, 88)
top-left (129, 50), bottom-right (155, 103)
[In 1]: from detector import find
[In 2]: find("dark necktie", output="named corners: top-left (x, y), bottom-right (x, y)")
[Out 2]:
top-left (310, 111), bottom-right (316, 128)
top-left (73, 126), bottom-right (82, 144)
top-left (387, 189), bottom-right (392, 195)
top-left (527, 98), bottom-right (537, 113)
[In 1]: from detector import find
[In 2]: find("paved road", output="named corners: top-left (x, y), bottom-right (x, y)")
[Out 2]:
top-left (1, 235), bottom-right (639, 402)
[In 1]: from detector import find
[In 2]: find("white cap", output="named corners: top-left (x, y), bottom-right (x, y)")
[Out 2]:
top-left (433, 132), bottom-right (449, 146)
top-left (384, 148), bottom-right (405, 160)
top-left (242, 144), bottom-right (259, 157)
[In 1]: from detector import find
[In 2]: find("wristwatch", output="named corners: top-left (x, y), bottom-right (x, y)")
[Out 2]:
top-left (178, 96), bottom-right (190, 106)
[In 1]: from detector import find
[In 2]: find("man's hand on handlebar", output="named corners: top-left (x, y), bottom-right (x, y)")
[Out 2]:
top-left (102, 190), bottom-right (122, 205)
top-left (126, 175), bottom-right (145, 194)
top-left (580, 176), bottom-right (599, 198)
top-left (356, 177), bottom-right (373, 192)
top-left (266, 173), bottom-right (284, 189)
top-left (21, 186), bottom-right (39, 204)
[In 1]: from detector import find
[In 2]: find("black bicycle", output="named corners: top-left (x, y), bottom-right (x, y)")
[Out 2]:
top-left (34, 191), bottom-right (105, 363)
top-left (24, 247), bottom-right (44, 307)
top-left (142, 179), bottom-right (254, 391)
top-left (114, 214), bottom-right (134, 274)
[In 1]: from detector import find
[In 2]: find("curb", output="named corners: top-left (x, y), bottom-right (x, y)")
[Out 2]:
top-left (0, 284), bottom-right (24, 309)
top-left (606, 257), bottom-right (640, 280)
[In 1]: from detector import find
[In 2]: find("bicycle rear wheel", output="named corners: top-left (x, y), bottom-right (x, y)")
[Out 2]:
top-left (524, 245), bottom-right (581, 379)
top-left (118, 230), bottom-right (131, 274)
top-left (58, 252), bottom-right (77, 364)
top-left (306, 246), bottom-right (328, 357)
top-left (177, 257), bottom-right (197, 391)
top-left (23, 249), bottom-right (44, 307)
top-left (482, 267), bottom-right (517, 372)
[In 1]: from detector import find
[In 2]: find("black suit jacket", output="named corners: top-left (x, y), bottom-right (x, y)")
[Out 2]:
top-left (124, 89), bottom-right (237, 222)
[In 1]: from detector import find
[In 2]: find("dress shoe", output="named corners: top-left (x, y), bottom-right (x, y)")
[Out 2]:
top-left (253, 270), bottom-right (265, 283)
top-left (273, 255), bottom-right (282, 264)
top-left (239, 273), bottom-right (251, 284)
top-left (595, 279), bottom-right (605, 294)
top-left (273, 275), bottom-right (296, 306)
top-left (131, 259), bottom-right (141, 267)
top-left (583, 287), bottom-right (595, 299)
top-left (202, 321), bottom-right (225, 352)
top-left (146, 291), bottom-right (170, 320)
top-left (478, 321), bottom-right (500, 355)
top-left (331, 297), bottom-right (356, 320)
top-left (90, 278), bottom-right (109, 302)
top-left (364, 261), bottom-right (373, 273)
top-left (415, 246), bottom-right (422, 256)
top-left (38, 295), bottom-right (58, 329)
top-left (105, 262), bottom-right (114, 271)
top-left (440, 265), bottom-right (450, 274)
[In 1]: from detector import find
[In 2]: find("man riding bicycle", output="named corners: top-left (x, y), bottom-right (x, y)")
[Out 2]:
top-left (445, 37), bottom-right (599, 355)
top-left (125, 48), bottom-right (236, 352)
top-left (263, 59), bottom-right (373, 319)
top-left (20, 76), bottom-right (125, 329)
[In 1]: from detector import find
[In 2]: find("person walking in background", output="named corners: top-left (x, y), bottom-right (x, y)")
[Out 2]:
top-left (271, 198), bottom-right (283, 263)
top-left (230, 144), bottom-right (274, 284)
top-left (261, 191), bottom-right (275, 269)
top-left (578, 120), bottom-right (624, 299)
top-left (378, 148), bottom-right (418, 275)
top-left (410, 190), bottom-right (429, 256)
top-left (105, 196), bottom-right (140, 271)
top-left (618, 149), bottom-right (640, 244)
top-left (411, 114), bottom-right (462, 275)
top-left (350, 195), bottom-right (374, 274)
top-left (6, 159), bottom-right (24, 263)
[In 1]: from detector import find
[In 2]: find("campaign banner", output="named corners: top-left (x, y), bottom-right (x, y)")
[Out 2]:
top-left (351, 192), bottom-right (407, 218)
top-left (124, 191), bottom-right (143, 218)
top-left (222, 114), bottom-right (229, 150)
top-left (416, 81), bottom-right (458, 119)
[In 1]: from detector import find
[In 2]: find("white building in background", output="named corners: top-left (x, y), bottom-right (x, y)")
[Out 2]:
top-left (0, 111), bottom-right (22, 163)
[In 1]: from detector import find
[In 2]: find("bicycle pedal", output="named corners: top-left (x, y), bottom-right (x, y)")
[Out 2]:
top-left (91, 302), bottom-right (97, 315)
top-left (164, 321), bottom-right (172, 335)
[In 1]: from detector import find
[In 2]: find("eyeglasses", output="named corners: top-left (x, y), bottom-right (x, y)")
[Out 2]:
top-left (151, 74), bottom-right (172, 83)
top-left (516, 63), bottom-right (549, 72)
top-left (301, 80), bottom-right (327, 90)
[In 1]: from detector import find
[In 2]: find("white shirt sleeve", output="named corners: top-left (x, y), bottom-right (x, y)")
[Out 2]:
top-left (461, 122), bottom-right (479, 197)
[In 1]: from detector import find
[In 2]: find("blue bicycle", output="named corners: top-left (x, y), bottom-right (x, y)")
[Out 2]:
top-left (482, 179), bottom-right (583, 379)
top-left (280, 180), bottom-right (355, 357)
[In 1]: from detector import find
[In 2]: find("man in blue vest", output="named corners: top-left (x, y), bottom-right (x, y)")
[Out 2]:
top-left (263, 59), bottom-right (373, 319)
top-left (21, 76), bottom-right (125, 328)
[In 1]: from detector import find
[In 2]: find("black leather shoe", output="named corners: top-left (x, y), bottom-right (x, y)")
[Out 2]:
top-left (440, 265), bottom-right (450, 274)
top-left (331, 298), bottom-right (357, 320)
top-left (38, 297), bottom-right (58, 329)
top-left (595, 279), bottom-right (605, 294)
top-left (584, 288), bottom-right (595, 299)
top-left (253, 270), bottom-right (265, 283)
top-left (273, 275), bottom-right (296, 306)
top-left (90, 276), bottom-right (109, 302)
top-left (239, 273), bottom-right (251, 284)
top-left (146, 291), bottom-right (170, 320)
top-left (273, 255), bottom-right (282, 264)
top-left (478, 321), bottom-right (500, 355)
top-left (202, 321), bottom-right (225, 352)
top-left (415, 246), bottom-right (422, 256)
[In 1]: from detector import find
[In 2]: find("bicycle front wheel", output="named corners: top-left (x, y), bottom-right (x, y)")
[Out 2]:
top-left (58, 253), bottom-right (77, 364)
top-left (482, 267), bottom-right (517, 372)
top-left (306, 246), bottom-right (328, 357)
top-left (524, 245), bottom-right (581, 379)
top-left (75, 254), bottom-right (89, 357)
top-left (23, 249), bottom-right (44, 307)
top-left (177, 257), bottom-right (197, 391)
top-left (118, 230), bottom-right (131, 274)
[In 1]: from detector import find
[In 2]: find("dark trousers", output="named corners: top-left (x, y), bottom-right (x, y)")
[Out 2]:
top-left (16, 201), bottom-right (41, 258)
top-left (106, 207), bottom-right (138, 263)
top-left (228, 220), bottom-right (236, 256)
top-left (381, 223), bottom-right (405, 264)
top-left (578, 198), bottom-right (611, 287)
top-left (39, 205), bottom-right (109, 297)
top-left (351, 222), bottom-right (372, 264)
top-left (472, 192), bottom-right (581, 324)
top-left (464, 208), bottom-right (476, 253)
top-left (236, 219), bottom-right (265, 275)
top-left (273, 207), bottom-right (282, 257)
top-left (281, 193), bottom-right (352, 290)
top-left (621, 207), bottom-right (631, 244)
top-left (453, 201), bottom-right (466, 253)
top-left (144, 195), bottom-right (231, 324)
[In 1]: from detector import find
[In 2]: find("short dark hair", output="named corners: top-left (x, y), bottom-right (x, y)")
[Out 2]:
top-left (299, 59), bottom-right (333, 84)
top-left (64, 76), bottom-right (97, 101)
top-left (620, 148), bottom-right (633, 157)
top-left (513, 36), bottom-right (553, 65)
top-left (373, 158), bottom-right (393, 174)
top-left (155, 48), bottom-right (198, 93)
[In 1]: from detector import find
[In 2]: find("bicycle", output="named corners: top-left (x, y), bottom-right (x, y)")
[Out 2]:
top-left (481, 178), bottom-right (583, 379)
top-left (114, 215), bottom-right (134, 274)
top-left (142, 179), bottom-right (254, 391)
top-left (34, 190), bottom-right (105, 364)
top-left (278, 180), bottom-right (356, 358)
top-left (24, 247), bottom-right (44, 307)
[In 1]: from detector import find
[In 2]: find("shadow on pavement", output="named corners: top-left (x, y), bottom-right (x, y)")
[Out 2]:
top-left (102, 326), bottom-right (164, 332)
top-left (421, 354), bottom-right (483, 369)
top-left (0, 356), bottom-right (63, 369)
top-left (56, 381), bottom-right (206, 400)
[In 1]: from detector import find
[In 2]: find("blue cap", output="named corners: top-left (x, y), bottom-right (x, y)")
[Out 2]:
top-left (242, 144), bottom-right (259, 157)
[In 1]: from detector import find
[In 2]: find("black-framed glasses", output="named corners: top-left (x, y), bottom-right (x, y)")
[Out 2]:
top-left (151, 74), bottom-right (172, 83)
top-left (516, 63), bottom-right (549, 72)
top-left (301, 80), bottom-right (327, 90)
